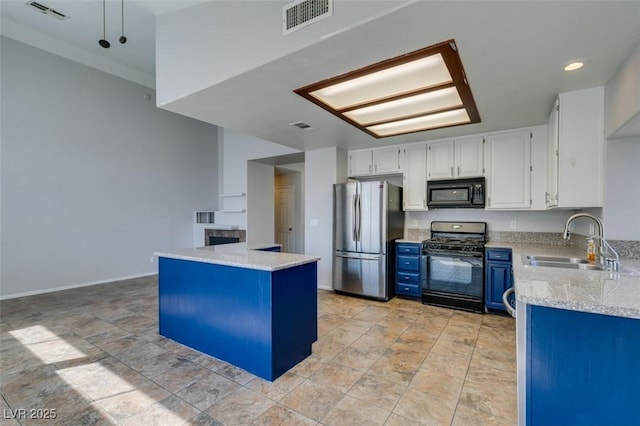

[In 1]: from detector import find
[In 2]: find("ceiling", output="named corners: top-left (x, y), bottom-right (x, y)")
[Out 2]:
top-left (2, 1), bottom-right (640, 151)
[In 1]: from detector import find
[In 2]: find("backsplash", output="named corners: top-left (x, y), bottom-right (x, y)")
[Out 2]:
top-left (405, 228), bottom-right (640, 259)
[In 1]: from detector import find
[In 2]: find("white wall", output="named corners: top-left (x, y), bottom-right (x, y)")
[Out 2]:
top-left (217, 128), bottom-right (298, 228)
top-left (605, 40), bottom-right (640, 139)
top-left (247, 161), bottom-right (275, 244)
top-left (156, 1), bottom-right (410, 106)
top-left (0, 37), bottom-right (218, 298)
top-left (603, 137), bottom-right (640, 240)
top-left (305, 147), bottom-right (348, 289)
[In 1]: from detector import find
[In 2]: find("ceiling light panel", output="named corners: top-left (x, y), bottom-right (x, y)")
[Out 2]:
top-left (344, 87), bottom-right (463, 125)
top-left (367, 109), bottom-right (471, 137)
top-left (294, 39), bottom-right (480, 138)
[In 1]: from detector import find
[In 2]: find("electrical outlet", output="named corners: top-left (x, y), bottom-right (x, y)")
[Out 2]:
top-left (149, 256), bottom-right (154, 263)
top-left (510, 220), bottom-right (517, 229)
top-left (310, 219), bottom-right (319, 227)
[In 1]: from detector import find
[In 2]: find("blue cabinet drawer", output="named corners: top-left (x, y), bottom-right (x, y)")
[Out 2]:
top-left (486, 248), bottom-right (512, 262)
top-left (397, 255), bottom-right (420, 272)
top-left (397, 271), bottom-right (420, 284)
top-left (396, 282), bottom-right (421, 297)
top-left (396, 244), bottom-right (421, 255)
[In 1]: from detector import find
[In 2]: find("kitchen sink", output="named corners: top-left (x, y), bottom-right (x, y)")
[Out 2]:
top-left (522, 254), bottom-right (604, 271)
top-left (525, 255), bottom-right (591, 264)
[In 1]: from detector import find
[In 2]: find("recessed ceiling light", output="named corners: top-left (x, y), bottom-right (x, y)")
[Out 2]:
top-left (563, 61), bottom-right (585, 72)
top-left (294, 39), bottom-right (480, 138)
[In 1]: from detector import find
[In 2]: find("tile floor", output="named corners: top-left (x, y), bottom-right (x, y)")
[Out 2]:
top-left (0, 276), bottom-right (517, 425)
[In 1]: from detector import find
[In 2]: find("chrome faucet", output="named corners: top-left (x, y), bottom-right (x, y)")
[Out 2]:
top-left (591, 235), bottom-right (621, 271)
top-left (563, 213), bottom-right (606, 265)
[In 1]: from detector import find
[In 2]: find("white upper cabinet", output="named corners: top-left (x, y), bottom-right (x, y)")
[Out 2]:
top-left (546, 99), bottom-right (560, 208)
top-left (402, 143), bottom-right (428, 211)
top-left (485, 130), bottom-right (531, 209)
top-left (372, 146), bottom-right (401, 174)
top-left (455, 136), bottom-right (485, 178)
top-left (427, 140), bottom-right (455, 179)
top-left (348, 147), bottom-right (401, 177)
top-left (427, 137), bottom-right (484, 180)
top-left (348, 150), bottom-right (373, 176)
top-left (548, 87), bottom-right (604, 208)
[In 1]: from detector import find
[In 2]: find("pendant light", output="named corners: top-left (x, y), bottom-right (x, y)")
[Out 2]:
top-left (98, 0), bottom-right (110, 48)
top-left (119, 0), bottom-right (127, 44)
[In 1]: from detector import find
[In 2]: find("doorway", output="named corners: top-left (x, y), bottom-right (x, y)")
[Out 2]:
top-left (275, 164), bottom-right (304, 254)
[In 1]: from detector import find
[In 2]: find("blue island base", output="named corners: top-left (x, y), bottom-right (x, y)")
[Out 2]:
top-left (158, 257), bottom-right (318, 381)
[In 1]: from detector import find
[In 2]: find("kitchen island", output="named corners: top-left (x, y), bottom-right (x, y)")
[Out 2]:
top-left (154, 243), bottom-right (321, 381)
top-left (487, 241), bottom-right (640, 425)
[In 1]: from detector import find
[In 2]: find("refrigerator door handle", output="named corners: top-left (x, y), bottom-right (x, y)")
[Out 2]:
top-left (335, 252), bottom-right (382, 261)
top-left (352, 193), bottom-right (358, 242)
top-left (356, 194), bottom-right (362, 242)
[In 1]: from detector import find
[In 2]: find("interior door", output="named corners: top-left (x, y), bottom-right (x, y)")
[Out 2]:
top-left (275, 186), bottom-right (295, 253)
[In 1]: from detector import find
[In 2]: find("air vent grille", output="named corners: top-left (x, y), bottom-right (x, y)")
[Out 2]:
top-left (290, 121), bottom-right (313, 130)
top-left (283, 0), bottom-right (332, 35)
top-left (25, 1), bottom-right (69, 20)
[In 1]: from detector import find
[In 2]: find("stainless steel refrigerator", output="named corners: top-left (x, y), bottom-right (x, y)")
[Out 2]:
top-left (332, 181), bottom-right (404, 301)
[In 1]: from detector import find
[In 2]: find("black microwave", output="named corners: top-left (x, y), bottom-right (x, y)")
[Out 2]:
top-left (427, 177), bottom-right (485, 209)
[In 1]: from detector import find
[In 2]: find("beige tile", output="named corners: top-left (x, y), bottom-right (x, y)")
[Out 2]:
top-left (206, 386), bottom-right (275, 425)
top-left (213, 362), bottom-right (256, 385)
top-left (347, 371), bottom-right (407, 411)
top-left (409, 368), bottom-right (463, 405)
top-left (322, 394), bottom-right (390, 426)
top-left (152, 359), bottom-right (213, 392)
top-left (175, 372), bottom-right (239, 411)
top-left (393, 388), bottom-right (457, 426)
top-left (250, 404), bottom-right (317, 425)
top-left (246, 372), bottom-right (306, 400)
top-left (458, 380), bottom-right (517, 422)
top-left (419, 352), bottom-right (470, 381)
top-left (280, 380), bottom-right (344, 422)
top-left (332, 344), bottom-right (383, 371)
top-left (452, 404), bottom-right (516, 426)
top-left (95, 382), bottom-right (171, 424)
top-left (383, 412), bottom-right (424, 426)
top-left (288, 353), bottom-right (326, 378)
top-left (469, 346), bottom-right (516, 373)
top-left (309, 362), bottom-right (365, 393)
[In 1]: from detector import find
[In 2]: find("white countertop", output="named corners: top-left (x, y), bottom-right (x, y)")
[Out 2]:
top-left (486, 242), bottom-right (640, 320)
top-left (396, 239), bottom-right (425, 244)
top-left (154, 242), bottom-right (320, 272)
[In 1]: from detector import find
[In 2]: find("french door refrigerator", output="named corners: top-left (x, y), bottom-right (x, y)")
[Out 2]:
top-left (333, 181), bottom-right (404, 301)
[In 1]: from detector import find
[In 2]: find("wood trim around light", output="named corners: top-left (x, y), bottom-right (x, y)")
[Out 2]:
top-left (293, 39), bottom-right (481, 138)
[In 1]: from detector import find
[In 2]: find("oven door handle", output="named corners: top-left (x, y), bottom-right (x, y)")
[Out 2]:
top-left (425, 251), bottom-right (483, 258)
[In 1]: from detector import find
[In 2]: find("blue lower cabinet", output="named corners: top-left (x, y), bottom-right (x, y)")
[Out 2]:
top-left (527, 305), bottom-right (640, 425)
top-left (396, 242), bottom-right (424, 299)
top-left (485, 248), bottom-right (513, 311)
top-left (158, 257), bottom-right (317, 381)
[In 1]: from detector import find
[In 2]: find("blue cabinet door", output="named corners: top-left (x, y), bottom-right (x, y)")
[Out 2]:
top-left (484, 248), bottom-right (513, 311)
top-left (395, 242), bottom-right (423, 299)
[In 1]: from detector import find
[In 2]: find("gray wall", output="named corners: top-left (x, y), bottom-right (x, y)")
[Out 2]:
top-left (0, 37), bottom-right (218, 298)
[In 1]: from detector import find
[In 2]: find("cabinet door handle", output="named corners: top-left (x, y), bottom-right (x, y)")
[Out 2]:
top-left (545, 192), bottom-right (549, 204)
top-left (450, 166), bottom-right (454, 176)
top-left (457, 166), bottom-right (460, 176)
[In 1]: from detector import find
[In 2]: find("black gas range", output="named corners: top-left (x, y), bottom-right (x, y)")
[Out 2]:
top-left (422, 221), bottom-right (487, 313)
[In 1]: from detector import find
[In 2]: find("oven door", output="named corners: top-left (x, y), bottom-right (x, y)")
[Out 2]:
top-left (423, 251), bottom-right (484, 312)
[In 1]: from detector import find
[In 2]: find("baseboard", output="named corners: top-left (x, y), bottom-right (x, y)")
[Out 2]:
top-left (0, 272), bottom-right (157, 300)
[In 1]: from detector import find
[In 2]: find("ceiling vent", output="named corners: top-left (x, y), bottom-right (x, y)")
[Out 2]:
top-left (283, 0), bottom-right (332, 35)
top-left (25, 1), bottom-right (69, 20)
top-left (290, 121), bottom-right (313, 130)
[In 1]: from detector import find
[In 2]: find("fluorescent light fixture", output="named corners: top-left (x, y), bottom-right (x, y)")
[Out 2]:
top-left (294, 39), bottom-right (480, 138)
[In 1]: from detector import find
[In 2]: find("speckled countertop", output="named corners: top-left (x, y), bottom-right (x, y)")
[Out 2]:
top-left (396, 238), bottom-right (426, 244)
top-left (154, 243), bottom-right (320, 272)
top-left (486, 242), bottom-right (640, 320)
